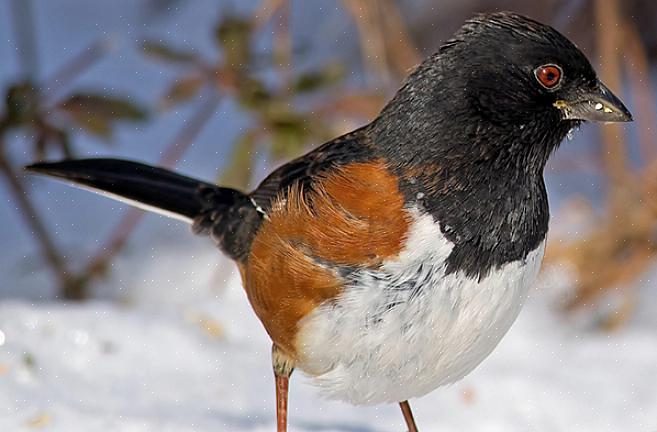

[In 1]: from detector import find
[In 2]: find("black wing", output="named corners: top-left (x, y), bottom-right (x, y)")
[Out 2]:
top-left (250, 126), bottom-right (375, 210)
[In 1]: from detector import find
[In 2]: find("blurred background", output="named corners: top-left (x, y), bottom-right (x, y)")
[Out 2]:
top-left (0, 0), bottom-right (655, 431)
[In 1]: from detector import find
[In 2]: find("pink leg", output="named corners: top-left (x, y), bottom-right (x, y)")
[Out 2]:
top-left (399, 400), bottom-right (419, 432)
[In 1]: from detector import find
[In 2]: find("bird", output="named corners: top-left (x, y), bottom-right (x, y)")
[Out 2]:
top-left (26, 11), bottom-right (632, 432)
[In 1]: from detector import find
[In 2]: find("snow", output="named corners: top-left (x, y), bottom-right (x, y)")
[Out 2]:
top-left (1, 243), bottom-right (656, 432)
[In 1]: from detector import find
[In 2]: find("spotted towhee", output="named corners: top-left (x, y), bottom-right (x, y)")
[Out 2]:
top-left (27, 12), bottom-right (632, 432)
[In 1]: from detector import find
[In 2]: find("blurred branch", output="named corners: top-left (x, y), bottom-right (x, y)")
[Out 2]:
top-left (0, 144), bottom-right (71, 294)
top-left (253, 0), bottom-right (287, 29)
top-left (161, 92), bottom-right (222, 165)
top-left (315, 90), bottom-right (385, 122)
top-left (545, 0), bottom-right (657, 328)
top-left (341, 0), bottom-right (420, 84)
top-left (42, 38), bottom-right (115, 103)
top-left (9, 2), bottom-right (406, 300)
top-left (595, 0), bottom-right (632, 209)
top-left (1, 32), bottom-right (146, 299)
top-left (272, 0), bottom-right (292, 87)
top-left (219, 129), bottom-right (260, 189)
top-left (148, 10), bottom-right (380, 191)
top-left (378, 0), bottom-right (421, 74)
top-left (341, 0), bottom-right (391, 85)
top-left (142, 40), bottom-right (200, 65)
top-left (79, 91), bottom-right (221, 282)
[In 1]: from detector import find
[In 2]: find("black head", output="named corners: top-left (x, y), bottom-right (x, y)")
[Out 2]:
top-left (369, 12), bottom-right (633, 279)
top-left (371, 12), bottom-right (632, 173)
top-left (444, 12), bottom-right (632, 125)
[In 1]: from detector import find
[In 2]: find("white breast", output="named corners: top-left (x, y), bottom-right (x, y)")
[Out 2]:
top-left (295, 210), bottom-right (545, 405)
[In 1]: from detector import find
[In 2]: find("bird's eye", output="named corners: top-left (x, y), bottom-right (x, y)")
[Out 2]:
top-left (534, 64), bottom-right (562, 89)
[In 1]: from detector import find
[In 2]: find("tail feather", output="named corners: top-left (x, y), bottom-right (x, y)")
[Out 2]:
top-left (26, 158), bottom-right (260, 260)
top-left (26, 158), bottom-right (221, 222)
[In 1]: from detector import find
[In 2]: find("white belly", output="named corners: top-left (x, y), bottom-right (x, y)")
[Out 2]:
top-left (295, 210), bottom-right (545, 405)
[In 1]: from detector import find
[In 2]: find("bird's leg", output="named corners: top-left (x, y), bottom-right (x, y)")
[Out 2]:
top-left (272, 344), bottom-right (295, 432)
top-left (399, 400), bottom-right (419, 432)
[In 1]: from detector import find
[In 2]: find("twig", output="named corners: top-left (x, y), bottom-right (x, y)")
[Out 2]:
top-left (273, 0), bottom-right (293, 89)
top-left (41, 38), bottom-right (114, 103)
top-left (253, 0), bottom-right (287, 29)
top-left (160, 91), bottom-right (222, 165)
top-left (341, 0), bottom-right (391, 86)
top-left (594, 0), bottom-right (632, 213)
top-left (378, 0), bottom-right (421, 75)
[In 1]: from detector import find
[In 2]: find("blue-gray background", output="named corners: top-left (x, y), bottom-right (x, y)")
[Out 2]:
top-left (0, 0), bottom-right (650, 299)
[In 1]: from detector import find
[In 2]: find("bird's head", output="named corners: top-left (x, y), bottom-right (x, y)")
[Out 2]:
top-left (372, 12), bottom-right (633, 175)
top-left (445, 12), bottom-right (632, 126)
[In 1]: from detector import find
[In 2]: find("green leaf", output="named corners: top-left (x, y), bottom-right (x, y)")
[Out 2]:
top-left (142, 41), bottom-right (199, 65)
top-left (59, 93), bottom-right (147, 139)
top-left (22, 352), bottom-right (36, 369)
top-left (160, 75), bottom-right (205, 109)
top-left (268, 112), bottom-right (309, 159)
top-left (292, 63), bottom-right (344, 94)
top-left (220, 131), bottom-right (259, 189)
top-left (4, 81), bottom-right (40, 126)
top-left (214, 17), bottom-right (253, 68)
top-left (59, 93), bottom-right (148, 122)
top-left (236, 77), bottom-right (272, 109)
top-left (66, 110), bottom-right (113, 138)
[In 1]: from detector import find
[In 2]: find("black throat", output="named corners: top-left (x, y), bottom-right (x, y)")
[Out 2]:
top-left (368, 55), bottom-right (577, 279)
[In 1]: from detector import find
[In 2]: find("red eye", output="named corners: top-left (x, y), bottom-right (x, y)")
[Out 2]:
top-left (535, 64), bottom-right (562, 89)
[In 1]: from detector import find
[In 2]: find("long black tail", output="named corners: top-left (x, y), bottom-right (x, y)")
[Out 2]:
top-left (25, 158), bottom-right (261, 260)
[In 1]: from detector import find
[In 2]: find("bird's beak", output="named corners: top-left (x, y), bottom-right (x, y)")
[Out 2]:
top-left (554, 80), bottom-right (633, 123)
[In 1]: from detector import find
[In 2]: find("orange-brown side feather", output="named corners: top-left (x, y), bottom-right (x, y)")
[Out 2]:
top-left (242, 160), bottom-right (410, 358)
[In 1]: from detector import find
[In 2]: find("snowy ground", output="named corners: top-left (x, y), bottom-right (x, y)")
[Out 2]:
top-left (1, 243), bottom-right (656, 432)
